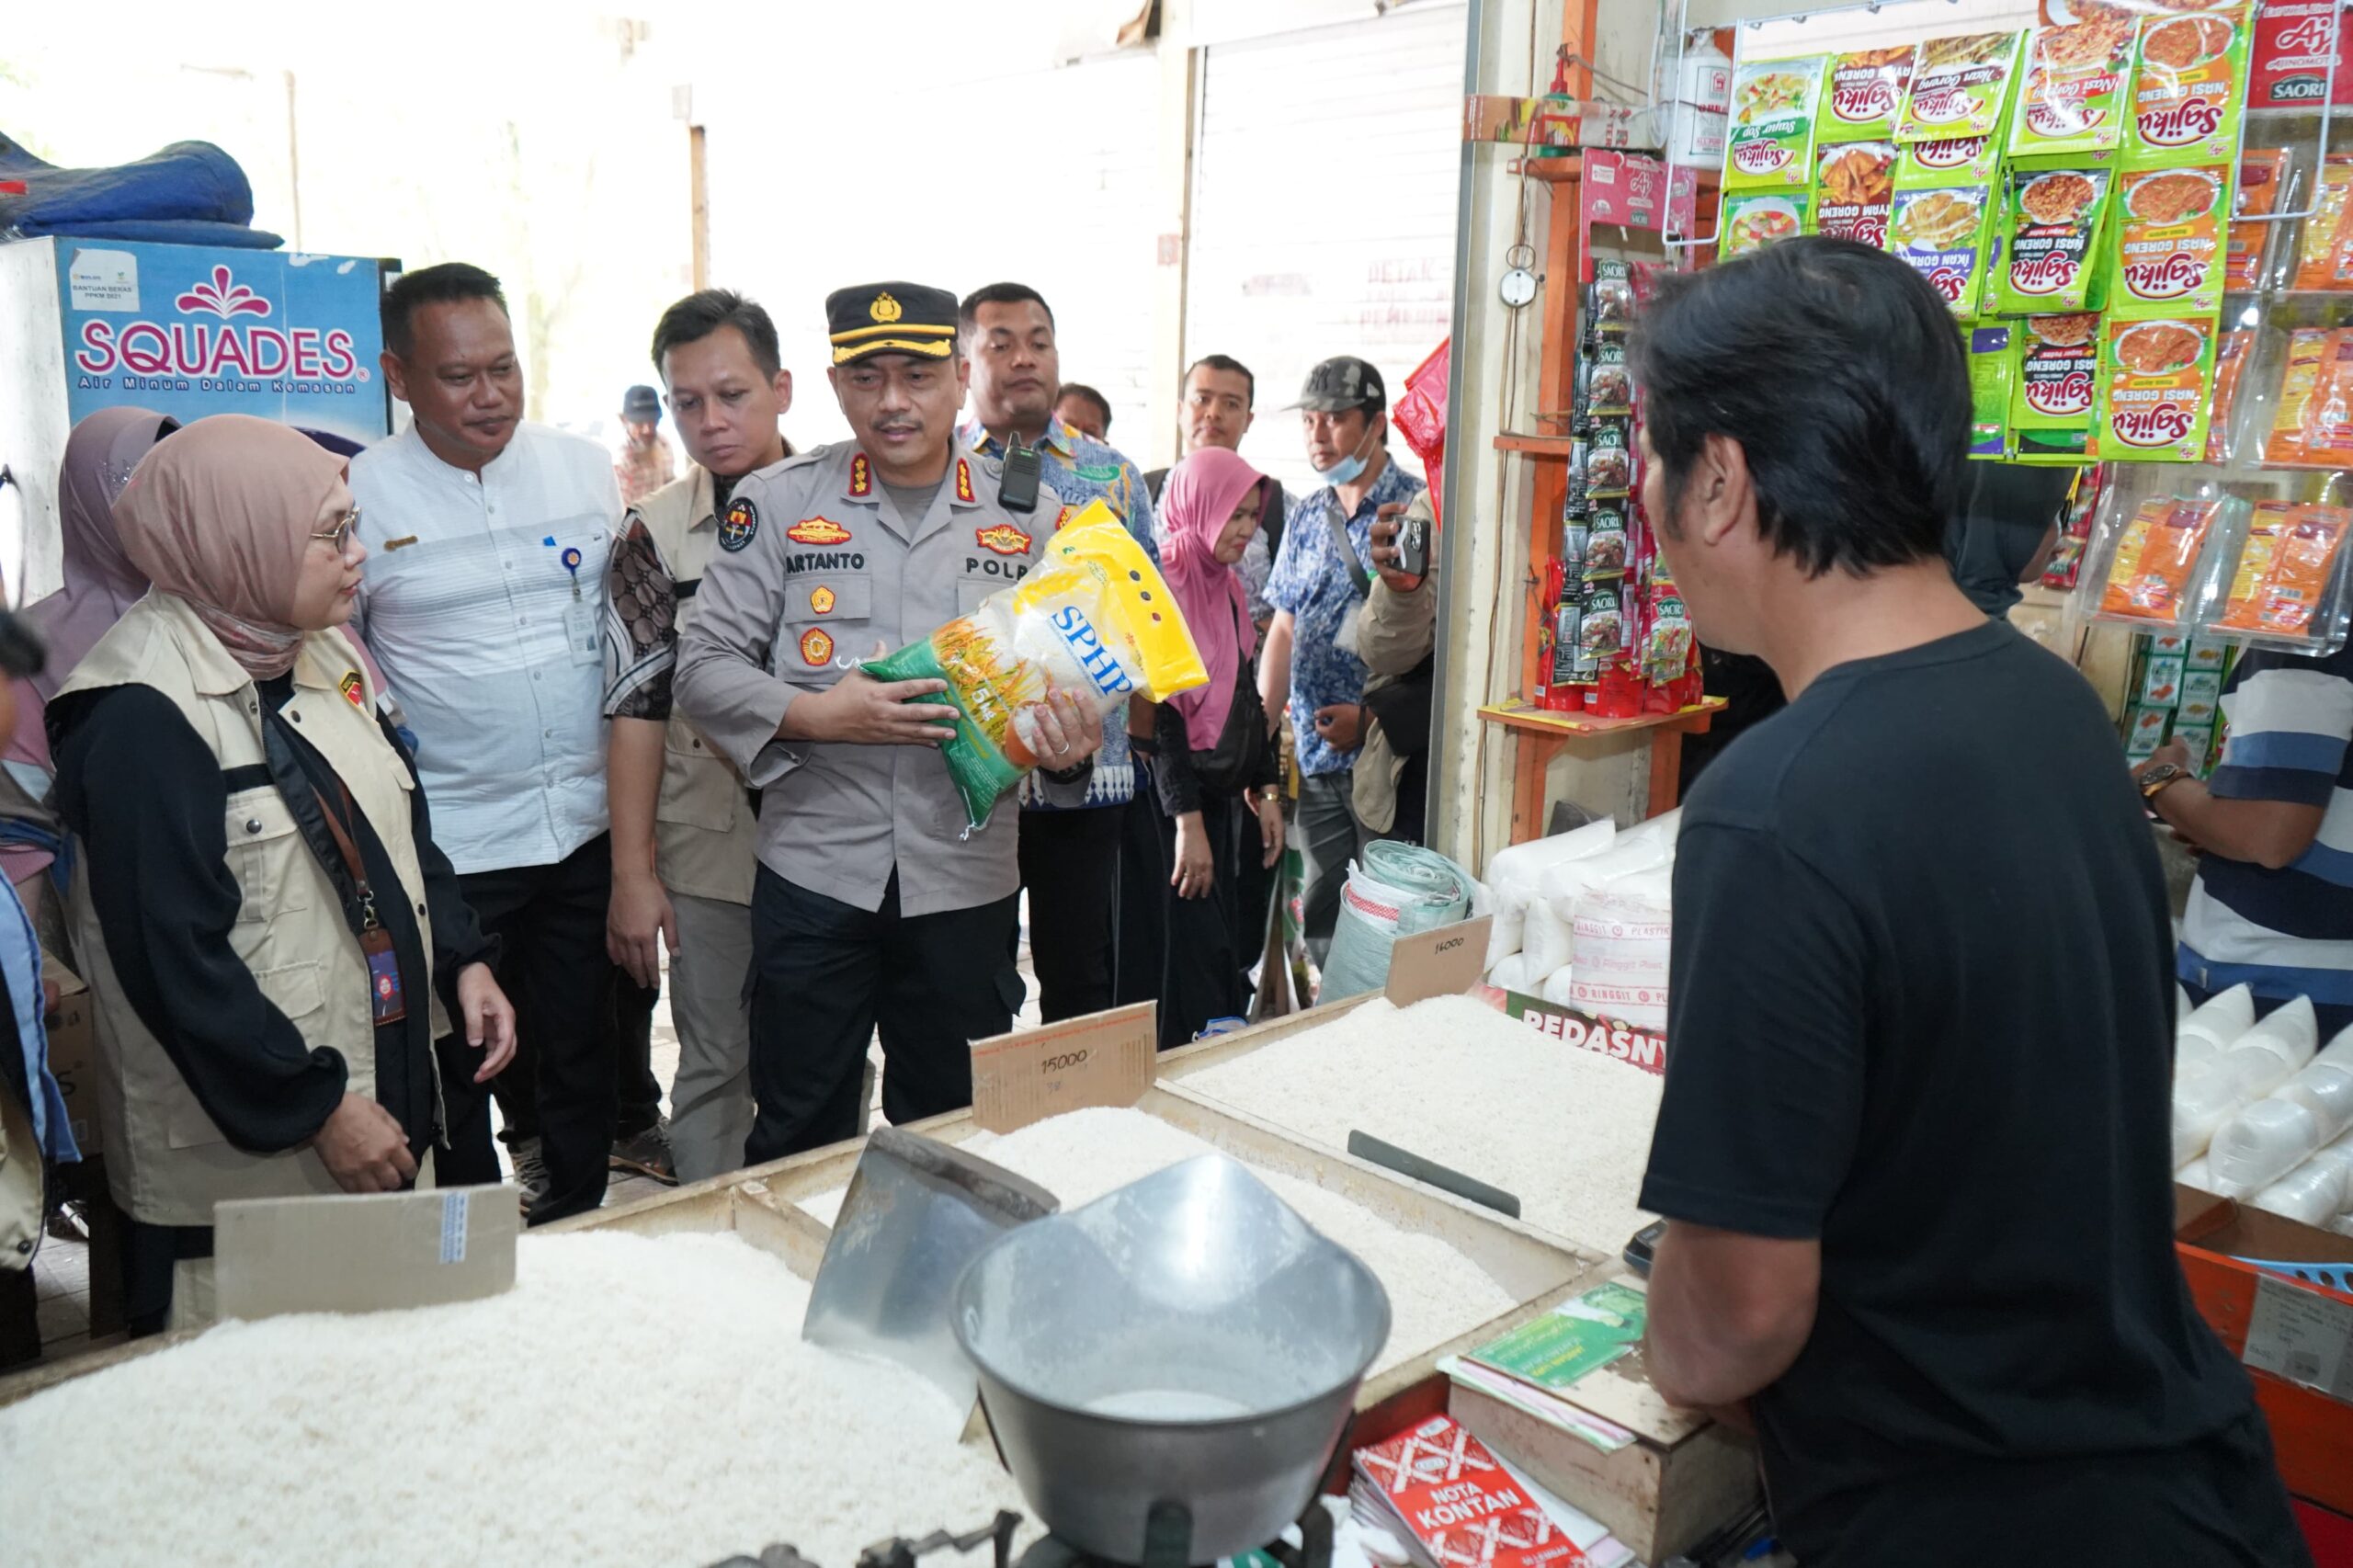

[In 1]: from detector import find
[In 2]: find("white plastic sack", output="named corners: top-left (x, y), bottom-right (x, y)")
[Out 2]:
top-left (1522, 895), bottom-right (1576, 979)
top-left (1486, 953), bottom-right (1539, 993)
top-left (1483, 819), bottom-right (1616, 894)
top-left (1322, 844), bottom-right (1477, 1003)
top-left (2178, 984), bottom-right (2256, 1053)
top-left (1568, 867), bottom-right (1673, 1032)
top-left (1540, 965), bottom-right (1579, 1006)
top-left (1540, 837), bottom-right (1672, 918)
top-left (2177, 1154), bottom-right (2213, 1190)
top-left (2175, 1032), bottom-right (2222, 1080)
top-left (1484, 887), bottom-right (1529, 970)
top-left (1615, 808), bottom-right (1683, 858)
top-left (2251, 1157), bottom-right (2351, 1227)
top-left (2305, 1126), bottom-right (2353, 1184)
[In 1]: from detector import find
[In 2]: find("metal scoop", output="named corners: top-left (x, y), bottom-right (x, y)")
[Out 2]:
top-left (801, 1127), bottom-right (1058, 1410)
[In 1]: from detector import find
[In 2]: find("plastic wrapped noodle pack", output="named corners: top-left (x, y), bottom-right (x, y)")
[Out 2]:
top-left (865, 507), bottom-right (1207, 831)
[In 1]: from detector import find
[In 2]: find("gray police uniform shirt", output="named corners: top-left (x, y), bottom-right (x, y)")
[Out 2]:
top-left (674, 438), bottom-right (1090, 918)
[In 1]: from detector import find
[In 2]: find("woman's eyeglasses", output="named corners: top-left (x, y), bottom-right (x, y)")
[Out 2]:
top-left (312, 507), bottom-right (361, 552)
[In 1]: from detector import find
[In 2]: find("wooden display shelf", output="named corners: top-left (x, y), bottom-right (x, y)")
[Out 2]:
top-left (1479, 698), bottom-right (1723, 737)
top-left (1482, 700), bottom-right (1722, 843)
top-left (1494, 432), bottom-right (1578, 457)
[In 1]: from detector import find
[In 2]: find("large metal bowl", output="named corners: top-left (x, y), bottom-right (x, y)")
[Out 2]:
top-left (952, 1154), bottom-right (1391, 1565)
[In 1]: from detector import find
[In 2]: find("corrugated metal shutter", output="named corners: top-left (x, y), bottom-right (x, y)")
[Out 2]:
top-left (1184, 4), bottom-right (1468, 495)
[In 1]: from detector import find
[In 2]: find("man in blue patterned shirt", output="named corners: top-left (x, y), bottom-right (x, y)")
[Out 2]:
top-left (1259, 357), bottom-right (1427, 969)
top-left (959, 282), bottom-right (1161, 1021)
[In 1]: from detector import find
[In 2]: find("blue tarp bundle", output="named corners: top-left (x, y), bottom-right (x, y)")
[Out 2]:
top-left (0, 131), bottom-right (283, 249)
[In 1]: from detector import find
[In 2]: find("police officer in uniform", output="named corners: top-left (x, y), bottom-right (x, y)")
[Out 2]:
top-left (676, 282), bottom-right (1106, 1160)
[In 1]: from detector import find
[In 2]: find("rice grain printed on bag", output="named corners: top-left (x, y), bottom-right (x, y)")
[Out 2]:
top-left (864, 506), bottom-right (1207, 830)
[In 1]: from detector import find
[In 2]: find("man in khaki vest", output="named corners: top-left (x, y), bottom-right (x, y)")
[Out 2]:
top-left (603, 290), bottom-right (793, 1183)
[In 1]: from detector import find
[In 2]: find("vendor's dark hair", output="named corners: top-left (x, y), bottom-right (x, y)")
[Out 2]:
top-left (1186, 354), bottom-right (1256, 407)
top-left (1056, 382), bottom-right (1111, 430)
top-left (960, 282), bottom-right (1055, 335)
top-left (652, 290), bottom-right (783, 381)
top-left (381, 263), bottom-right (507, 360)
top-left (1629, 235), bottom-right (1965, 578)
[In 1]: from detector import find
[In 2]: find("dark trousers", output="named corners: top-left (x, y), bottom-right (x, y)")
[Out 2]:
top-left (1155, 790), bottom-right (1267, 1049)
top-left (1390, 754), bottom-right (1429, 847)
top-left (1017, 806), bottom-right (1121, 1023)
top-left (745, 867), bottom-right (1020, 1161)
top-left (608, 973), bottom-right (663, 1139)
top-left (1113, 780), bottom-right (1168, 1010)
top-left (436, 834), bottom-right (617, 1224)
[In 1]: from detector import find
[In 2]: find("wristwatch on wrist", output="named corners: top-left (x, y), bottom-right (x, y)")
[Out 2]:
top-left (2139, 762), bottom-right (2189, 801)
top-left (1256, 786), bottom-right (1282, 804)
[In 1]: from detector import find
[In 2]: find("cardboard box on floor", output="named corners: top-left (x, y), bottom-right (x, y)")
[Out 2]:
top-left (2175, 1184), bottom-right (2353, 1517)
top-left (40, 955), bottom-right (97, 1157)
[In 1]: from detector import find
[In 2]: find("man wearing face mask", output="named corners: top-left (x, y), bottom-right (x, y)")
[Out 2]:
top-left (1259, 357), bottom-right (1425, 971)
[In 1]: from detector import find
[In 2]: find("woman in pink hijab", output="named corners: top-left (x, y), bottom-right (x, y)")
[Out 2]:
top-left (1143, 447), bottom-right (1287, 1047)
top-left (0, 408), bottom-right (176, 892)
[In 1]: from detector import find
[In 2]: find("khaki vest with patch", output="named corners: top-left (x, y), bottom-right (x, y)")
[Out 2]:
top-left (637, 468), bottom-right (757, 905)
top-left (59, 594), bottom-right (444, 1227)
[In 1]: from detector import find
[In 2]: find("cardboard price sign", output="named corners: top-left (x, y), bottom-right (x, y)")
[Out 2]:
top-left (214, 1187), bottom-right (519, 1322)
top-left (970, 1001), bottom-right (1157, 1134)
top-left (1384, 915), bottom-right (1495, 1006)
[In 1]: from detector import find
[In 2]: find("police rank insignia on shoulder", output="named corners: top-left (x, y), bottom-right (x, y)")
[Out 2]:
top-left (339, 670), bottom-right (366, 709)
top-left (954, 458), bottom-right (976, 506)
top-left (719, 497), bottom-right (760, 552)
top-left (1053, 504), bottom-right (1076, 532)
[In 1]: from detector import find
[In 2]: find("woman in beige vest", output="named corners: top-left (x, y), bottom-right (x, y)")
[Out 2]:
top-left (49, 415), bottom-right (516, 1333)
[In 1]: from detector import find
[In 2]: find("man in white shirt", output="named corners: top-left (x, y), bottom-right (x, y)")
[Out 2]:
top-left (351, 262), bottom-right (623, 1224)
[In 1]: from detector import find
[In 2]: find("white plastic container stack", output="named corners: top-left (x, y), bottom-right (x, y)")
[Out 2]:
top-left (2172, 994), bottom-right (2317, 1168)
top-left (2207, 1029), bottom-right (2353, 1196)
top-left (2252, 1159), bottom-right (2351, 1226)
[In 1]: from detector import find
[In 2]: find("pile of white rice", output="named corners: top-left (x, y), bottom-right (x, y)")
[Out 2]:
top-left (0, 1233), bottom-right (1025, 1568)
top-left (1179, 994), bottom-right (1666, 1255)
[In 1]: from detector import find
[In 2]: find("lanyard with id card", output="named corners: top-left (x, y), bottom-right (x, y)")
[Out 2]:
top-left (312, 780), bottom-right (406, 1026)
top-left (550, 537), bottom-right (601, 665)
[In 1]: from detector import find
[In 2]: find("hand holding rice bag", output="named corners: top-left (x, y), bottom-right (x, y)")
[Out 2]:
top-left (865, 506), bottom-right (1208, 830)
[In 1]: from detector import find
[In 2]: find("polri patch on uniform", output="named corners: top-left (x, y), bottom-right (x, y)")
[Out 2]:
top-left (976, 522), bottom-right (1033, 556)
top-left (955, 457), bottom-right (976, 506)
top-left (848, 453), bottom-right (873, 497)
top-left (810, 585), bottom-right (836, 616)
top-left (800, 628), bottom-right (835, 666)
top-left (719, 497), bottom-right (760, 552)
top-left (788, 516), bottom-right (852, 546)
top-left (339, 670), bottom-right (366, 709)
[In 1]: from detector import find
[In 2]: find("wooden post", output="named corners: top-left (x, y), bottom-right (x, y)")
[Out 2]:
top-left (688, 123), bottom-right (710, 292)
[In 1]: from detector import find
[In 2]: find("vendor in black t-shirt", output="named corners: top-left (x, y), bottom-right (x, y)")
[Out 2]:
top-left (1626, 237), bottom-right (2306, 1568)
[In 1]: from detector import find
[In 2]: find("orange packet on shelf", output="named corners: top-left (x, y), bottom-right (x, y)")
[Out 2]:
top-left (2300, 155), bottom-right (2353, 289)
top-left (2099, 495), bottom-right (2224, 621)
top-left (2267, 328), bottom-right (2334, 463)
top-left (2214, 502), bottom-right (2353, 636)
top-left (2309, 331), bottom-right (2353, 462)
top-left (2226, 148), bottom-right (2288, 292)
top-left (2206, 329), bottom-right (2255, 462)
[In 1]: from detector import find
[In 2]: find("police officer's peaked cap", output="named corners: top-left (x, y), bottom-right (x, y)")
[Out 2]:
top-left (825, 282), bottom-right (960, 366)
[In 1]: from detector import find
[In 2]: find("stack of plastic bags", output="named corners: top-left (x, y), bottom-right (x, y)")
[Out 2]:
top-left (2175, 986), bottom-right (2353, 1234)
top-left (1480, 810), bottom-right (1680, 1028)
